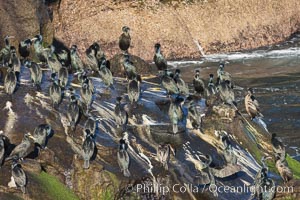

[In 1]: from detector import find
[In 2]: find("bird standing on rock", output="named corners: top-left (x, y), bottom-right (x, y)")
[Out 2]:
top-left (123, 54), bottom-right (137, 80)
top-left (4, 64), bottom-right (17, 97)
top-left (82, 130), bottom-right (95, 169)
top-left (98, 57), bottom-right (113, 87)
top-left (117, 139), bottom-right (131, 177)
top-left (70, 45), bottom-right (84, 72)
top-left (45, 45), bottom-right (62, 73)
top-left (49, 73), bottom-right (62, 109)
top-left (244, 88), bottom-right (263, 120)
top-left (6, 133), bottom-right (34, 161)
top-left (174, 69), bottom-right (189, 96)
top-left (18, 38), bottom-right (32, 60)
top-left (127, 75), bottom-right (141, 108)
top-left (84, 117), bottom-right (97, 136)
top-left (119, 26), bottom-right (131, 53)
top-left (206, 74), bottom-right (216, 97)
top-left (11, 162), bottom-right (27, 194)
top-left (217, 63), bottom-right (233, 88)
top-left (0, 35), bottom-right (14, 65)
top-left (32, 124), bottom-right (52, 149)
top-left (85, 43), bottom-right (99, 72)
top-left (161, 69), bottom-right (179, 96)
top-left (81, 80), bottom-right (93, 114)
top-left (157, 144), bottom-right (174, 170)
top-left (67, 95), bottom-right (80, 132)
top-left (9, 46), bottom-right (21, 84)
top-left (217, 80), bottom-right (236, 107)
top-left (31, 35), bottom-right (47, 63)
top-left (193, 70), bottom-right (205, 96)
top-left (153, 43), bottom-right (167, 72)
top-left (24, 60), bottom-right (42, 90)
top-left (168, 96), bottom-right (184, 134)
top-left (58, 62), bottom-right (69, 89)
top-left (114, 97), bottom-right (128, 131)
top-left (0, 134), bottom-right (5, 167)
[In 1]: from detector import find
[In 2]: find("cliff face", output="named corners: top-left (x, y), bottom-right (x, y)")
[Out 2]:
top-left (52, 0), bottom-right (300, 60)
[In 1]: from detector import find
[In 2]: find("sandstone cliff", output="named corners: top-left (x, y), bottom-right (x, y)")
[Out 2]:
top-left (52, 0), bottom-right (300, 60)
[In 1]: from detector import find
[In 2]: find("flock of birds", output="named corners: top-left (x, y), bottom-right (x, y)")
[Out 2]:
top-left (0, 26), bottom-right (295, 199)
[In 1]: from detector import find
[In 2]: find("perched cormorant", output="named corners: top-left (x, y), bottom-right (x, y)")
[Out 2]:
top-left (161, 69), bottom-right (179, 96)
top-left (123, 54), bottom-right (137, 80)
top-left (217, 63), bottom-right (233, 88)
top-left (193, 70), bottom-right (205, 96)
top-left (114, 97), bottom-right (128, 131)
top-left (0, 134), bottom-right (5, 167)
top-left (56, 49), bottom-right (69, 66)
top-left (6, 133), bottom-right (34, 161)
top-left (245, 88), bottom-right (263, 120)
top-left (157, 144), bottom-right (171, 170)
top-left (9, 46), bottom-right (21, 84)
top-left (275, 154), bottom-right (293, 184)
top-left (18, 38), bottom-right (32, 59)
top-left (32, 35), bottom-right (47, 63)
top-left (49, 73), bottom-right (62, 109)
top-left (206, 74), bottom-right (216, 97)
top-left (217, 80), bottom-right (236, 107)
top-left (85, 43), bottom-right (99, 71)
top-left (45, 45), bottom-right (62, 73)
top-left (153, 43), bottom-right (167, 71)
top-left (174, 69), bottom-right (189, 95)
top-left (117, 139), bottom-right (131, 177)
top-left (98, 57), bottom-right (113, 87)
top-left (81, 80), bottom-right (93, 114)
top-left (58, 63), bottom-right (69, 89)
top-left (168, 96), bottom-right (184, 134)
top-left (84, 117), bottom-right (96, 136)
top-left (11, 162), bottom-right (27, 193)
top-left (127, 75), bottom-right (141, 108)
top-left (185, 96), bottom-right (202, 130)
top-left (4, 64), bottom-right (17, 96)
top-left (67, 95), bottom-right (80, 131)
top-left (271, 133), bottom-right (286, 158)
top-left (119, 26), bottom-right (131, 52)
top-left (32, 124), bottom-right (52, 149)
top-left (82, 130), bottom-right (95, 169)
top-left (92, 42), bottom-right (105, 63)
top-left (0, 35), bottom-right (14, 65)
top-left (70, 45), bottom-right (84, 72)
top-left (24, 60), bottom-right (42, 90)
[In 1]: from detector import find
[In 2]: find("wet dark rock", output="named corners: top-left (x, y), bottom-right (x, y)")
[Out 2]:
top-left (109, 53), bottom-right (157, 77)
top-left (22, 159), bottom-right (42, 174)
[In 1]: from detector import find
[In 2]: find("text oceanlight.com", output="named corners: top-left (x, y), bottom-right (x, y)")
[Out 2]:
top-left (126, 183), bottom-right (294, 195)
